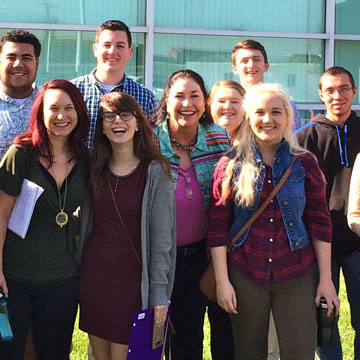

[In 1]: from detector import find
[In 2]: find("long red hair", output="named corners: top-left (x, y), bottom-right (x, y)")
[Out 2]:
top-left (14, 79), bottom-right (89, 165)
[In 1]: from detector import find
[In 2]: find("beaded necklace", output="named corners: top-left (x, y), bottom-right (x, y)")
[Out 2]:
top-left (170, 135), bottom-right (197, 151)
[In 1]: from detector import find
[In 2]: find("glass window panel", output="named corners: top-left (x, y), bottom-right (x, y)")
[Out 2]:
top-left (335, 0), bottom-right (360, 35)
top-left (299, 110), bottom-right (326, 126)
top-left (153, 34), bottom-right (324, 104)
top-left (155, 0), bottom-right (325, 33)
top-left (299, 109), bottom-right (360, 126)
top-left (0, 0), bottom-right (145, 26)
top-left (335, 40), bottom-right (360, 105)
top-left (0, 29), bottom-right (145, 88)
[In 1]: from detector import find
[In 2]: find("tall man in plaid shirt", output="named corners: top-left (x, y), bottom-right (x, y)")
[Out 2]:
top-left (72, 20), bottom-right (156, 148)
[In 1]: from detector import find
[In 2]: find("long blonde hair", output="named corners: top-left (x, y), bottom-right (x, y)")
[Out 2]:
top-left (220, 83), bottom-right (304, 206)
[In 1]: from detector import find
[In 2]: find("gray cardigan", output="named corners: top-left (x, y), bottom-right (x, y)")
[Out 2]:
top-left (140, 161), bottom-right (176, 308)
top-left (79, 161), bottom-right (176, 309)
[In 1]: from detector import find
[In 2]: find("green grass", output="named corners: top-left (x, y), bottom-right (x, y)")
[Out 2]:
top-left (71, 315), bottom-right (88, 360)
top-left (71, 273), bottom-right (354, 359)
top-left (337, 272), bottom-right (355, 360)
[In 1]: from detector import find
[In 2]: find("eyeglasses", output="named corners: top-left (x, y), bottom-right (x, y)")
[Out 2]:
top-left (102, 111), bottom-right (135, 122)
top-left (321, 86), bottom-right (353, 98)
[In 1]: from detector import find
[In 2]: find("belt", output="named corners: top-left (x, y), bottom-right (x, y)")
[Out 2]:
top-left (177, 240), bottom-right (206, 258)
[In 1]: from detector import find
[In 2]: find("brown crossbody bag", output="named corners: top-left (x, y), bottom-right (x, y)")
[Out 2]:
top-left (199, 155), bottom-right (297, 302)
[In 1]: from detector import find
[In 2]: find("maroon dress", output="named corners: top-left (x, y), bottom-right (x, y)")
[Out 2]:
top-left (79, 162), bottom-right (147, 344)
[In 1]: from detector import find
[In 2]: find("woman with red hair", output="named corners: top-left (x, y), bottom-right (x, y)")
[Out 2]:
top-left (0, 79), bottom-right (89, 359)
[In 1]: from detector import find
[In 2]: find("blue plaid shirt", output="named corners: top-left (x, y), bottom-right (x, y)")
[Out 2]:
top-left (72, 70), bottom-right (156, 147)
top-left (0, 85), bottom-right (38, 161)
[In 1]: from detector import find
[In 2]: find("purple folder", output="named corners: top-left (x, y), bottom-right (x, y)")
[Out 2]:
top-left (127, 307), bottom-right (169, 360)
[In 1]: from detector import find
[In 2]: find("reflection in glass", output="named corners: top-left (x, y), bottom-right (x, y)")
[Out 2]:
top-left (154, 34), bottom-right (324, 104)
top-left (0, 29), bottom-right (146, 88)
top-left (299, 110), bottom-right (326, 127)
top-left (335, 40), bottom-right (360, 104)
top-left (336, 0), bottom-right (360, 35)
top-left (0, 0), bottom-right (145, 26)
top-left (155, 0), bottom-right (325, 33)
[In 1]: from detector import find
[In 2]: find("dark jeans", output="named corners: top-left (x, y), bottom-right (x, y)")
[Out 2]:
top-left (316, 250), bottom-right (360, 360)
top-left (169, 241), bottom-right (207, 360)
top-left (207, 300), bottom-right (235, 360)
top-left (0, 277), bottom-right (78, 360)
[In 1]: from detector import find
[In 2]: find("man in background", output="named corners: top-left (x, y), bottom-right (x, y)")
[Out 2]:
top-left (297, 66), bottom-right (360, 360)
top-left (0, 29), bottom-right (40, 160)
top-left (231, 39), bottom-right (301, 129)
top-left (72, 20), bottom-right (156, 148)
top-left (0, 28), bottom-right (41, 360)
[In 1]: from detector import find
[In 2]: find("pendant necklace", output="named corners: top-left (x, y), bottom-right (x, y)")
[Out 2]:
top-left (109, 161), bottom-right (141, 192)
top-left (55, 172), bottom-right (69, 228)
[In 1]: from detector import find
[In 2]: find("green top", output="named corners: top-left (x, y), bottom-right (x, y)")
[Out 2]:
top-left (0, 145), bottom-right (88, 284)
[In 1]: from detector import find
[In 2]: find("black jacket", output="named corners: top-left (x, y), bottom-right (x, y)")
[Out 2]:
top-left (296, 111), bottom-right (360, 258)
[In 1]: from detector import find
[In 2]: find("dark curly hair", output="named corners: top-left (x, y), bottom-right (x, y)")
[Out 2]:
top-left (0, 29), bottom-right (41, 58)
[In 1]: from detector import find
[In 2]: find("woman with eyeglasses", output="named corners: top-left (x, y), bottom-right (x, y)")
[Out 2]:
top-left (152, 70), bottom-right (231, 359)
top-left (78, 92), bottom-right (176, 360)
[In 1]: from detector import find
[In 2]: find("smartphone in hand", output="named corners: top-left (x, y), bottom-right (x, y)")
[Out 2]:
top-left (152, 323), bottom-right (165, 349)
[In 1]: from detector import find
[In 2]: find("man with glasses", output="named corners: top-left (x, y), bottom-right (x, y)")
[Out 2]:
top-left (72, 20), bottom-right (156, 148)
top-left (297, 66), bottom-right (360, 360)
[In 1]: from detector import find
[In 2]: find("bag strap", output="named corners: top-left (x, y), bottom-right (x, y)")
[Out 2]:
top-left (228, 155), bottom-right (297, 251)
top-left (106, 174), bottom-right (142, 267)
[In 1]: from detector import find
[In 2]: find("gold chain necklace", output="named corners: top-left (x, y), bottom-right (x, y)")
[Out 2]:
top-left (55, 171), bottom-right (69, 228)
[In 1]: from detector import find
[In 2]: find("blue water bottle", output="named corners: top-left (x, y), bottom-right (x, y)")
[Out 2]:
top-left (0, 291), bottom-right (13, 342)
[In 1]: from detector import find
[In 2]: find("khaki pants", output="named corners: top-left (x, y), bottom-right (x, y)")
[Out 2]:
top-left (228, 268), bottom-right (317, 360)
top-left (267, 311), bottom-right (280, 360)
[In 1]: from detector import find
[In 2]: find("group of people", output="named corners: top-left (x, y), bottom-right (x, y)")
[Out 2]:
top-left (0, 18), bottom-right (357, 360)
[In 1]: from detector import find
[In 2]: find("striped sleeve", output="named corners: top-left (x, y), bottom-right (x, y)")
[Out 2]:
top-left (207, 156), bottom-right (233, 248)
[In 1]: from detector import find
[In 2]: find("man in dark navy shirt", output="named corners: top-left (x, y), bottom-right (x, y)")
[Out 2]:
top-left (297, 66), bottom-right (360, 360)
